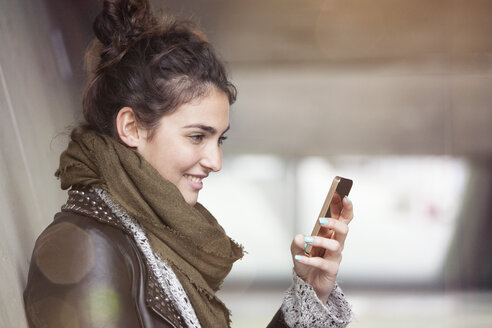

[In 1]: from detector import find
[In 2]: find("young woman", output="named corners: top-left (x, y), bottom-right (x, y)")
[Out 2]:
top-left (24, 0), bottom-right (353, 327)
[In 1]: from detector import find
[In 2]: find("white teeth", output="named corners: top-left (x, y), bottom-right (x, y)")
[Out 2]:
top-left (185, 175), bottom-right (202, 183)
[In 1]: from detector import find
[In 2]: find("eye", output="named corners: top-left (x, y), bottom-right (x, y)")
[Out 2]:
top-left (218, 136), bottom-right (228, 145)
top-left (189, 134), bottom-right (204, 143)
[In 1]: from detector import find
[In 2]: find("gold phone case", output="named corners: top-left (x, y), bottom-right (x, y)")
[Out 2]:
top-left (304, 176), bottom-right (352, 256)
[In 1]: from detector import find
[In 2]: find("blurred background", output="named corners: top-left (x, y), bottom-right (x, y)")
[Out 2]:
top-left (1, 0), bottom-right (491, 327)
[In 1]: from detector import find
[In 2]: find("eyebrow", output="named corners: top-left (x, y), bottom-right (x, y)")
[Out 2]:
top-left (183, 124), bottom-right (230, 135)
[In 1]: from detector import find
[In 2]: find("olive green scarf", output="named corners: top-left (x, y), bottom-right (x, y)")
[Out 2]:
top-left (55, 130), bottom-right (243, 327)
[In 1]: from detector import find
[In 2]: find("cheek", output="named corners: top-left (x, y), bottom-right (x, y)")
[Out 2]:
top-left (164, 145), bottom-right (201, 177)
top-left (174, 148), bottom-right (201, 170)
top-left (143, 137), bottom-right (201, 182)
top-left (144, 145), bottom-right (177, 180)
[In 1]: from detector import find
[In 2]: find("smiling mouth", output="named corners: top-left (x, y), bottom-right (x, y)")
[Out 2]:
top-left (184, 174), bottom-right (203, 183)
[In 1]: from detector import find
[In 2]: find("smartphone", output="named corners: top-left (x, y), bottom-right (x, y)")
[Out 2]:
top-left (304, 176), bottom-right (353, 256)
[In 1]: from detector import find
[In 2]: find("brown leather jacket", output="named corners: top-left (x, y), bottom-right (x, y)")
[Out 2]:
top-left (24, 189), bottom-right (288, 327)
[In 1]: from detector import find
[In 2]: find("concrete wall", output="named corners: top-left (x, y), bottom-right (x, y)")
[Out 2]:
top-left (0, 0), bottom-right (77, 326)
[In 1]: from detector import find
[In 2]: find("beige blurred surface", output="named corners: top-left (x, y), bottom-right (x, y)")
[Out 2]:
top-left (0, 0), bottom-right (75, 326)
top-left (162, 0), bottom-right (492, 157)
top-left (1, 0), bottom-right (491, 327)
top-left (219, 289), bottom-right (492, 328)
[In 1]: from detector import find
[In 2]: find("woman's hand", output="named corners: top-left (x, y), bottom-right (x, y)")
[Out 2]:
top-left (291, 196), bottom-right (353, 303)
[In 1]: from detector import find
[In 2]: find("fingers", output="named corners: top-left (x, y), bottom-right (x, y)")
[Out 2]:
top-left (292, 197), bottom-right (353, 258)
top-left (318, 217), bottom-right (349, 247)
top-left (292, 233), bottom-right (339, 256)
top-left (292, 233), bottom-right (343, 260)
top-left (339, 196), bottom-right (354, 224)
top-left (304, 235), bottom-right (343, 260)
top-left (294, 254), bottom-right (340, 277)
top-left (291, 234), bottom-right (306, 254)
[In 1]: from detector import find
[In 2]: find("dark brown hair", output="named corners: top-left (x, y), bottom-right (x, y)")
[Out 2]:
top-left (80, 0), bottom-right (236, 139)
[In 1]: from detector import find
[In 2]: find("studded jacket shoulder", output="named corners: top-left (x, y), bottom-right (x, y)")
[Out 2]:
top-left (24, 188), bottom-right (188, 328)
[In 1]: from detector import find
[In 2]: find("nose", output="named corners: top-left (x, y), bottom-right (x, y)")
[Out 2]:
top-left (200, 144), bottom-right (222, 172)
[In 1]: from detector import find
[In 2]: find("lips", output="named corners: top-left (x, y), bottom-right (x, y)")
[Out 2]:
top-left (183, 174), bottom-right (206, 191)
top-left (184, 174), bottom-right (203, 183)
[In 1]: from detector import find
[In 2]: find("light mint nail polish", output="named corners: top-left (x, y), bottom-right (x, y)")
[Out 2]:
top-left (346, 197), bottom-right (351, 204)
top-left (319, 217), bottom-right (329, 225)
top-left (304, 236), bottom-right (314, 243)
top-left (304, 243), bottom-right (307, 249)
top-left (295, 255), bottom-right (302, 261)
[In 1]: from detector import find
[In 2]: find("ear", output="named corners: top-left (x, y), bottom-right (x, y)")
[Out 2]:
top-left (116, 107), bottom-right (147, 147)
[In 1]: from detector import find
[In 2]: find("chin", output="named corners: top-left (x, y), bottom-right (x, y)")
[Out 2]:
top-left (184, 193), bottom-right (198, 206)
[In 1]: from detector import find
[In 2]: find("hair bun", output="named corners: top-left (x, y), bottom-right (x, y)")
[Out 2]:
top-left (93, 0), bottom-right (155, 49)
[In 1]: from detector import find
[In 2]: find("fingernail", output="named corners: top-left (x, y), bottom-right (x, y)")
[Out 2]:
top-left (303, 243), bottom-right (307, 249)
top-left (346, 196), bottom-right (351, 204)
top-left (295, 255), bottom-right (303, 261)
top-left (304, 236), bottom-right (314, 243)
top-left (319, 217), bottom-right (329, 225)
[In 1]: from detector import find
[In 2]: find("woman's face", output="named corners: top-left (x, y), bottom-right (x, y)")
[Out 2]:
top-left (137, 88), bottom-right (230, 205)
